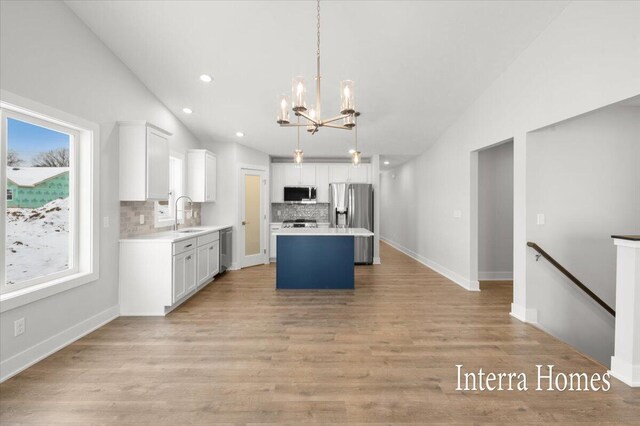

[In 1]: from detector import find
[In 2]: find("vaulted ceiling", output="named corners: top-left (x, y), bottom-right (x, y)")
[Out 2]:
top-left (66, 1), bottom-right (567, 158)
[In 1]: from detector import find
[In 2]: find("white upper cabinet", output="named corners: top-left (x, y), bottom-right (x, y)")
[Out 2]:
top-left (315, 164), bottom-right (329, 202)
top-left (271, 164), bottom-right (285, 203)
top-left (328, 164), bottom-right (350, 183)
top-left (187, 149), bottom-right (217, 202)
top-left (349, 164), bottom-right (371, 183)
top-left (119, 121), bottom-right (171, 201)
top-left (299, 164), bottom-right (316, 185)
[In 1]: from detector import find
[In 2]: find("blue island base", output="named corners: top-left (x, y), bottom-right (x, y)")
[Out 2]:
top-left (276, 235), bottom-right (355, 289)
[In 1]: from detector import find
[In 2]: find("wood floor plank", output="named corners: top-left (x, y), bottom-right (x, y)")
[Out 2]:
top-left (1, 242), bottom-right (639, 424)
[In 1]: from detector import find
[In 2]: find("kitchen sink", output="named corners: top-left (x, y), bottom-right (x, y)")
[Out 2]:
top-left (177, 229), bottom-right (201, 233)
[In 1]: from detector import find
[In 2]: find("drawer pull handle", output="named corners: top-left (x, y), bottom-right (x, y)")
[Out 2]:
top-left (209, 246), bottom-right (214, 250)
top-left (186, 255), bottom-right (192, 260)
top-left (185, 244), bottom-right (193, 248)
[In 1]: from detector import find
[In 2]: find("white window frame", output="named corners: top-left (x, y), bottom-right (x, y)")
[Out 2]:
top-left (0, 91), bottom-right (99, 313)
top-left (155, 153), bottom-right (184, 228)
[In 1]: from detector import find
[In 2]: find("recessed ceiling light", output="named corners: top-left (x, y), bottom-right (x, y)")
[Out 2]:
top-left (383, 161), bottom-right (390, 165)
top-left (236, 132), bottom-right (244, 137)
top-left (348, 149), bottom-right (355, 154)
top-left (200, 74), bottom-right (213, 83)
top-left (182, 107), bottom-right (193, 114)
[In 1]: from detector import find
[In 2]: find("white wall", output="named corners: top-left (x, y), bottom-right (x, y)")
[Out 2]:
top-left (526, 105), bottom-right (640, 366)
top-left (478, 142), bottom-right (513, 280)
top-left (200, 141), bottom-right (270, 269)
top-left (0, 0), bottom-right (203, 379)
top-left (380, 1), bottom-right (640, 305)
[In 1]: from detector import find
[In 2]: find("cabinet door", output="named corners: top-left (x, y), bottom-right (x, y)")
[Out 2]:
top-left (349, 164), bottom-right (370, 183)
top-left (299, 164), bottom-right (316, 186)
top-left (208, 240), bottom-right (220, 277)
top-left (205, 153), bottom-right (217, 202)
top-left (315, 164), bottom-right (329, 202)
top-left (172, 252), bottom-right (187, 303)
top-left (184, 250), bottom-right (197, 293)
top-left (284, 165), bottom-right (301, 186)
top-left (271, 165), bottom-right (284, 203)
top-left (328, 164), bottom-right (350, 183)
top-left (146, 127), bottom-right (170, 200)
top-left (197, 245), bottom-right (210, 286)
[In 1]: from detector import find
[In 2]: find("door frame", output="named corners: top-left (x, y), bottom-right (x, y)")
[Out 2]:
top-left (238, 164), bottom-right (269, 268)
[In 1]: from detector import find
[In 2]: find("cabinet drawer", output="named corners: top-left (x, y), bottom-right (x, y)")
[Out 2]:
top-left (173, 238), bottom-right (197, 255)
top-left (197, 231), bottom-right (219, 247)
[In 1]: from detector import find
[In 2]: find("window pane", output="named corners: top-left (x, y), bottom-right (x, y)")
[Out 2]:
top-left (6, 118), bottom-right (72, 285)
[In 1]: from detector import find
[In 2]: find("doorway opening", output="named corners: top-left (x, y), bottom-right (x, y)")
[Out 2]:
top-left (471, 139), bottom-right (514, 295)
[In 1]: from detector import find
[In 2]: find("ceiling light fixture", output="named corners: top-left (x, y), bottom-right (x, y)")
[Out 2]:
top-left (199, 74), bottom-right (213, 83)
top-left (383, 161), bottom-right (390, 165)
top-left (182, 107), bottom-right (193, 114)
top-left (276, 0), bottom-right (361, 139)
top-left (293, 116), bottom-right (303, 167)
top-left (348, 149), bottom-right (355, 154)
top-left (235, 131), bottom-right (245, 137)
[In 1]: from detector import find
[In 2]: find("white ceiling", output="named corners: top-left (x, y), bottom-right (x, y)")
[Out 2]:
top-left (66, 0), bottom-right (567, 158)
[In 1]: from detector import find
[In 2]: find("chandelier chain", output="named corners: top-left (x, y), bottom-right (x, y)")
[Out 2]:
top-left (316, 0), bottom-right (321, 58)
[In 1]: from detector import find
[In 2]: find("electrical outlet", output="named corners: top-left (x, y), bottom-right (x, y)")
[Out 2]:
top-left (453, 209), bottom-right (462, 219)
top-left (139, 214), bottom-right (145, 225)
top-left (277, 210), bottom-right (281, 216)
top-left (103, 216), bottom-right (110, 228)
top-left (14, 318), bottom-right (25, 336)
top-left (537, 213), bottom-right (545, 225)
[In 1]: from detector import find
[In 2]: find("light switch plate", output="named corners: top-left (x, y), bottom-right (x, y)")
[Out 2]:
top-left (537, 213), bottom-right (545, 225)
top-left (453, 210), bottom-right (462, 219)
top-left (139, 214), bottom-right (145, 225)
top-left (103, 216), bottom-right (110, 228)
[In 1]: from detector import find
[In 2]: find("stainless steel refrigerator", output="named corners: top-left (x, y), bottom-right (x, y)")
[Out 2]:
top-left (329, 183), bottom-right (374, 264)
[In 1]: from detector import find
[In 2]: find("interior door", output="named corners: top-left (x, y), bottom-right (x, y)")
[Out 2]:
top-left (240, 168), bottom-right (266, 268)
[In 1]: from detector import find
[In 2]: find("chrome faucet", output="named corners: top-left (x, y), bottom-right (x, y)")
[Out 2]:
top-left (174, 195), bottom-right (193, 231)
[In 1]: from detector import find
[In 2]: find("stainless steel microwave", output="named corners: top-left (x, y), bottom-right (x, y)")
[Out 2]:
top-left (284, 186), bottom-right (317, 203)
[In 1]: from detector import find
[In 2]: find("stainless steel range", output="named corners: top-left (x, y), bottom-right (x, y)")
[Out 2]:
top-left (282, 219), bottom-right (318, 229)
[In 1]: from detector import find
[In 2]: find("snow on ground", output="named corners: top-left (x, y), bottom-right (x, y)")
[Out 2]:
top-left (6, 198), bottom-right (69, 285)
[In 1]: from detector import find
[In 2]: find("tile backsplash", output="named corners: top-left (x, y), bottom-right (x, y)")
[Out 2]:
top-left (271, 203), bottom-right (330, 223)
top-left (120, 201), bottom-right (201, 238)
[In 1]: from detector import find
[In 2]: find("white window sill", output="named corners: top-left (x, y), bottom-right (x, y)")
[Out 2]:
top-left (0, 271), bottom-right (98, 313)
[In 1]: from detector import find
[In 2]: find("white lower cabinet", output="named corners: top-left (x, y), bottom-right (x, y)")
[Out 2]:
top-left (173, 249), bottom-right (196, 303)
top-left (120, 229), bottom-right (221, 316)
top-left (197, 239), bottom-right (220, 286)
top-left (270, 223), bottom-right (281, 260)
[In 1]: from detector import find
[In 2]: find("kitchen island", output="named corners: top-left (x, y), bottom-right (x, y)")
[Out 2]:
top-left (273, 227), bottom-right (374, 289)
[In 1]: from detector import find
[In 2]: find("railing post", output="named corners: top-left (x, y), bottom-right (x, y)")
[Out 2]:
top-left (610, 236), bottom-right (640, 387)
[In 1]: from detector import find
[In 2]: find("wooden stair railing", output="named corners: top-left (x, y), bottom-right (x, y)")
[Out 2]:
top-left (527, 242), bottom-right (615, 317)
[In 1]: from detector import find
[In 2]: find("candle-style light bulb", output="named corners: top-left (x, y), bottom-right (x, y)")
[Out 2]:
top-left (292, 77), bottom-right (307, 112)
top-left (277, 94), bottom-right (290, 124)
top-left (340, 80), bottom-right (355, 114)
top-left (307, 108), bottom-right (316, 132)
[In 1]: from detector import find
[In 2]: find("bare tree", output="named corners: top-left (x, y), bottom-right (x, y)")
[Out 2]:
top-left (32, 148), bottom-right (70, 167)
top-left (7, 150), bottom-right (24, 167)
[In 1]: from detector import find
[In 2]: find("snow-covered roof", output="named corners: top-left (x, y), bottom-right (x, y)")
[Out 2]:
top-left (7, 167), bottom-right (69, 187)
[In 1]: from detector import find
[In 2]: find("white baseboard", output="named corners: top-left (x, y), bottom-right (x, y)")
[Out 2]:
top-left (381, 237), bottom-right (479, 291)
top-left (510, 302), bottom-right (538, 323)
top-left (610, 356), bottom-right (640, 387)
top-left (373, 257), bottom-right (381, 265)
top-left (0, 305), bottom-right (119, 383)
top-left (478, 271), bottom-right (513, 281)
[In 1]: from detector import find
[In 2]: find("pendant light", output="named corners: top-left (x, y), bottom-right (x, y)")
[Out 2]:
top-left (293, 116), bottom-right (304, 167)
top-left (351, 112), bottom-right (361, 167)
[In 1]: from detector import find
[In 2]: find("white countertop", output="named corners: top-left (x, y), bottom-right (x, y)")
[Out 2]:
top-left (120, 225), bottom-right (233, 243)
top-left (273, 227), bottom-right (374, 237)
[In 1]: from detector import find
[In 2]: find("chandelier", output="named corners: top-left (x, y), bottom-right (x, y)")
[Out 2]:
top-left (276, 0), bottom-right (361, 164)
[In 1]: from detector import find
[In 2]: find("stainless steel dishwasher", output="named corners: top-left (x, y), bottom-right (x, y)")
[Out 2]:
top-left (219, 227), bottom-right (232, 273)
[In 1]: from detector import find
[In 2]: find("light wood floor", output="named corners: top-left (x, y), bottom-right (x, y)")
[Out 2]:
top-left (1, 242), bottom-right (639, 424)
